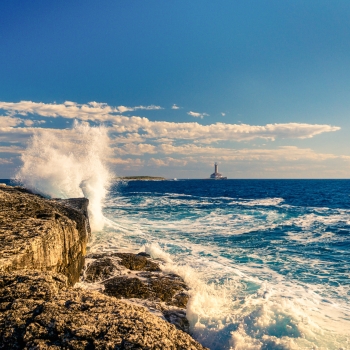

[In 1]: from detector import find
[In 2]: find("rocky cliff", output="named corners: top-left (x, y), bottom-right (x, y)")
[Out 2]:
top-left (0, 184), bottom-right (207, 349)
top-left (0, 184), bottom-right (90, 285)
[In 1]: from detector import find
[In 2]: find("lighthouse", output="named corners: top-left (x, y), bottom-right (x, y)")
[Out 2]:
top-left (210, 162), bottom-right (227, 179)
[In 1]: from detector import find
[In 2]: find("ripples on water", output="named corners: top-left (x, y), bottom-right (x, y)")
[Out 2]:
top-left (92, 180), bottom-right (350, 349)
top-left (6, 177), bottom-right (349, 349)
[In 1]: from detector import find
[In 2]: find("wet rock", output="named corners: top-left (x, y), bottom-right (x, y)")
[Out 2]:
top-left (86, 254), bottom-right (189, 308)
top-left (163, 310), bottom-right (190, 334)
top-left (104, 276), bottom-right (151, 299)
top-left (173, 292), bottom-right (190, 308)
top-left (137, 252), bottom-right (151, 258)
top-left (113, 253), bottom-right (161, 272)
top-left (148, 275), bottom-right (188, 305)
top-left (0, 185), bottom-right (90, 285)
top-left (82, 253), bottom-right (191, 333)
top-left (86, 252), bottom-right (159, 272)
top-left (0, 271), bottom-right (208, 350)
top-left (84, 257), bottom-right (117, 282)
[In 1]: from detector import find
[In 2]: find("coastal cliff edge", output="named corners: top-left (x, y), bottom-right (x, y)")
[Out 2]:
top-left (0, 184), bottom-right (207, 350)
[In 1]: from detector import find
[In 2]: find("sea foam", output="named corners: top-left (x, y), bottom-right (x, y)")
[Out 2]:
top-left (95, 188), bottom-right (350, 349)
top-left (16, 121), bottom-right (112, 231)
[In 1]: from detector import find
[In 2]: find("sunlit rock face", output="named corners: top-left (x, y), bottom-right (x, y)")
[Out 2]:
top-left (0, 184), bottom-right (90, 285)
top-left (81, 252), bottom-right (191, 334)
top-left (0, 271), bottom-right (208, 350)
top-left (0, 184), bottom-right (207, 349)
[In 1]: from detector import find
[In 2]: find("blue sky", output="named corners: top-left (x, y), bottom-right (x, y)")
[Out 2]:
top-left (1, 0), bottom-right (350, 178)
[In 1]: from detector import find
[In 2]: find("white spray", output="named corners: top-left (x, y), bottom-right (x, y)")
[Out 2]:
top-left (16, 121), bottom-right (112, 231)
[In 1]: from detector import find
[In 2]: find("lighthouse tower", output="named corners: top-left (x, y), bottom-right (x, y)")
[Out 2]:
top-left (210, 162), bottom-right (227, 179)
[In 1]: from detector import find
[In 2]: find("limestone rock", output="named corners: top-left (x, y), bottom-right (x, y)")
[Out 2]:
top-left (0, 185), bottom-right (90, 285)
top-left (81, 253), bottom-right (191, 333)
top-left (88, 252), bottom-right (161, 272)
top-left (84, 257), bottom-right (118, 283)
top-left (0, 185), bottom-right (206, 348)
top-left (0, 271), bottom-right (208, 350)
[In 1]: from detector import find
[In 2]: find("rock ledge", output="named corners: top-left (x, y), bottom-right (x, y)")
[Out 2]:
top-left (0, 185), bottom-right (207, 349)
top-left (0, 184), bottom-right (90, 285)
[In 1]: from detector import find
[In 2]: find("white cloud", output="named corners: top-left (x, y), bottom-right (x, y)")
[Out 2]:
top-left (111, 120), bottom-right (340, 142)
top-left (187, 111), bottom-right (209, 119)
top-left (0, 145), bottom-right (24, 154)
top-left (0, 116), bottom-right (22, 128)
top-left (221, 112), bottom-right (226, 116)
top-left (0, 101), bottom-right (162, 120)
top-left (108, 157), bottom-right (145, 171)
top-left (0, 158), bottom-right (13, 165)
top-left (0, 100), bottom-right (346, 178)
top-left (0, 101), bottom-right (341, 143)
top-left (0, 118), bottom-right (341, 151)
top-left (116, 105), bottom-right (163, 113)
top-left (0, 116), bottom-right (46, 128)
top-left (111, 133), bottom-right (146, 144)
top-left (108, 157), bottom-right (145, 166)
top-left (117, 143), bottom-right (158, 156)
top-left (113, 142), bottom-right (350, 163)
top-left (148, 157), bottom-right (188, 167)
top-left (172, 104), bottom-right (180, 110)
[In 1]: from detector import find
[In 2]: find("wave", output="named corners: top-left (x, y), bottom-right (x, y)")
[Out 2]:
top-left (94, 190), bottom-right (350, 349)
top-left (16, 121), bottom-right (112, 231)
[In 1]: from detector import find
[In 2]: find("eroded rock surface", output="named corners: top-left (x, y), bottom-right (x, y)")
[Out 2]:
top-left (0, 184), bottom-right (90, 285)
top-left (81, 252), bottom-right (191, 333)
top-left (0, 271), bottom-right (207, 350)
top-left (0, 185), bottom-right (206, 349)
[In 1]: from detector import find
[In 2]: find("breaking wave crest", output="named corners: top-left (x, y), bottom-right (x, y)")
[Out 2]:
top-left (16, 121), bottom-right (112, 231)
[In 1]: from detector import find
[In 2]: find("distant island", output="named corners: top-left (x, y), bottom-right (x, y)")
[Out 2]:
top-left (116, 176), bottom-right (166, 181)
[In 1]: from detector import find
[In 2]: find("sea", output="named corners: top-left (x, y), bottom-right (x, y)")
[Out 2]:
top-left (5, 124), bottom-right (350, 349)
top-left (97, 179), bottom-right (350, 350)
top-left (4, 177), bottom-right (350, 349)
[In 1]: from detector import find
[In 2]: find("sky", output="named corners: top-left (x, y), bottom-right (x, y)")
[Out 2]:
top-left (1, 0), bottom-right (350, 178)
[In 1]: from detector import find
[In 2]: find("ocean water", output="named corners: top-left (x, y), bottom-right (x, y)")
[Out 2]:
top-left (8, 124), bottom-right (350, 349)
top-left (92, 179), bottom-right (350, 350)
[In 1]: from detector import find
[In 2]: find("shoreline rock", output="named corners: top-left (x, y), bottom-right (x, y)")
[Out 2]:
top-left (80, 252), bottom-right (191, 333)
top-left (0, 184), bottom-right (207, 349)
top-left (0, 270), bottom-right (207, 350)
top-left (0, 184), bottom-right (90, 286)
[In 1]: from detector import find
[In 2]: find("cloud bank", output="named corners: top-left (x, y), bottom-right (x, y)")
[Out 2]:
top-left (0, 100), bottom-right (346, 178)
top-left (0, 101), bottom-right (162, 120)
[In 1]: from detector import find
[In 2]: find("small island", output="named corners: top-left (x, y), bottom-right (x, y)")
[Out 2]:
top-left (117, 176), bottom-right (166, 181)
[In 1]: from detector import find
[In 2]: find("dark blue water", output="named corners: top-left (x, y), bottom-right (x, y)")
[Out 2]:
top-left (118, 179), bottom-right (350, 209)
top-left (101, 180), bottom-right (350, 349)
top-left (5, 179), bottom-right (350, 349)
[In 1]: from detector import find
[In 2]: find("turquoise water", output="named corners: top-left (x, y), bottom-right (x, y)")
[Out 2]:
top-left (89, 180), bottom-right (350, 349)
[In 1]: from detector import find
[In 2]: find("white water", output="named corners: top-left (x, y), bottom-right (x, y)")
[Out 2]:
top-left (16, 121), bottom-right (112, 231)
top-left (92, 191), bottom-right (350, 350)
